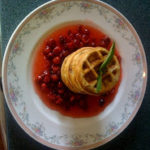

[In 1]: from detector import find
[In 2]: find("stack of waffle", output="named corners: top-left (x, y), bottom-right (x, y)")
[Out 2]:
top-left (61, 47), bottom-right (120, 95)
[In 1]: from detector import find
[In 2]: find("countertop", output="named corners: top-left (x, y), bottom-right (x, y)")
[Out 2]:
top-left (1, 0), bottom-right (150, 150)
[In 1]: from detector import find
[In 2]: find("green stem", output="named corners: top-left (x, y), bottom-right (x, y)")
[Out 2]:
top-left (96, 42), bottom-right (115, 93)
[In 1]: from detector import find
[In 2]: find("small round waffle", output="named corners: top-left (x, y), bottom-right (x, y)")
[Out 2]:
top-left (61, 47), bottom-right (120, 95)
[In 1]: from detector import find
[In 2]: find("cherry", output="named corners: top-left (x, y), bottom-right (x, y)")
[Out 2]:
top-left (56, 97), bottom-right (63, 105)
top-left (78, 25), bottom-right (89, 35)
top-left (75, 33), bottom-right (81, 39)
top-left (66, 42), bottom-right (74, 50)
top-left (83, 28), bottom-right (89, 35)
top-left (47, 38), bottom-right (56, 49)
top-left (59, 35), bottom-right (66, 44)
top-left (99, 40), bottom-right (105, 47)
top-left (52, 65), bottom-right (60, 73)
top-left (36, 75), bottom-right (43, 82)
top-left (90, 41), bottom-right (96, 47)
top-left (43, 70), bottom-right (50, 75)
top-left (57, 70), bottom-right (61, 76)
top-left (62, 50), bottom-right (69, 57)
top-left (90, 39), bottom-right (96, 47)
top-left (51, 74), bottom-right (59, 82)
top-left (52, 56), bottom-right (61, 64)
top-left (58, 89), bottom-right (64, 94)
top-left (79, 42), bottom-right (84, 48)
top-left (41, 83), bottom-right (47, 90)
top-left (57, 81), bottom-right (63, 88)
top-left (103, 37), bottom-right (111, 47)
top-left (68, 30), bottom-right (74, 39)
top-left (78, 25), bottom-right (83, 33)
top-left (73, 39), bottom-right (80, 47)
top-left (53, 46), bottom-right (62, 55)
top-left (43, 75), bottom-right (50, 83)
top-left (99, 37), bottom-right (111, 48)
top-left (82, 34), bottom-right (89, 44)
top-left (47, 52), bottom-right (53, 59)
top-left (70, 96), bottom-right (75, 102)
top-left (43, 46), bottom-right (51, 55)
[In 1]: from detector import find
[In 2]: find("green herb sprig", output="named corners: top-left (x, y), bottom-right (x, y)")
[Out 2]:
top-left (96, 42), bottom-right (115, 93)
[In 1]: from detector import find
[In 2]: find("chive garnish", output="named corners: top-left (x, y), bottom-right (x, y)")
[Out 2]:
top-left (96, 42), bottom-right (115, 93)
top-left (96, 71), bottom-right (102, 93)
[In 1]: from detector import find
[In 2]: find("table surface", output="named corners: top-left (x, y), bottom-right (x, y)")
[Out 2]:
top-left (0, 130), bottom-right (4, 150)
top-left (1, 0), bottom-right (150, 150)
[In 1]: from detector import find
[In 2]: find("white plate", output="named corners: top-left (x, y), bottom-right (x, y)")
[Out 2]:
top-left (2, 0), bottom-right (147, 149)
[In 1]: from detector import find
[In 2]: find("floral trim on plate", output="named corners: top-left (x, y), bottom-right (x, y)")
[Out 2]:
top-left (2, 0), bottom-right (147, 149)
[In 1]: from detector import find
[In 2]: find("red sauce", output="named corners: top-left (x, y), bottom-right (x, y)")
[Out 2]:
top-left (32, 23), bottom-right (122, 118)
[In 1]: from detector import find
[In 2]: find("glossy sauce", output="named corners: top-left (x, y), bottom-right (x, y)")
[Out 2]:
top-left (32, 22), bottom-right (122, 118)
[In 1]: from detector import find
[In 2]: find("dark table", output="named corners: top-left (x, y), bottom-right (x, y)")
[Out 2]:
top-left (1, 0), bottom-right (150, 150)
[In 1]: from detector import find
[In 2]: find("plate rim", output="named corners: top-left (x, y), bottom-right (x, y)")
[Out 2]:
top-left (2, 0), bottom-right (147, 149)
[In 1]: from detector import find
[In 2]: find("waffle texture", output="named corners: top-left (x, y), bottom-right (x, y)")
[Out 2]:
top-left (61, 47), bottom-right (120, 95)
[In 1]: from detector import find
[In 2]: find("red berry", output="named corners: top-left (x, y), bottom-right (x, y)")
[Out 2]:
top-left (62, 50), bottom-right (69, 57)
top-left (41, 83), bottom-right (47, 90)
top-left (104, 37), bottom-right (111, 47)
top-left (58, 89), bottom-right (64, 94)
top-left (78, 25), bottom-right (89, 35)
top-left (66, 42), bottom-right (74, 50)
top-left (78, 25), bottom-right (83, 33)
top-left (36, 75), bottom-right (43, 82)
top-left (57, 70), bottom-right (61, 76)
top-left (83, 28), bottom-right (89, 35)
top-left (51, 74), bottom-right (59, 82)
top-left (47, 38), bottom-right (56, 49)
top-left (43, 75), bottom-right (50, 83)
top-left (43, 46), bottom-right (51, 55)
top-left (82, 34), bottom-right (89, 44)
top-left (59, 35), bottom-right (66, 44)
top-left (52, 56), bottom-right (61, 64)
top-left (99, 40), bottom-right (106, 47)
top-left (73, 39), bottom-right (80, 47)
top-left (99, 37), bottom-right (111, 48)
top-left (90, 41), bottom-right (96, 47)
top-left (57, 81), bottom-right (63, 88)
top-left (52, 65), bottom-right (60, 73)
top-left (53, 46), bottom-right (62, 55)
top-left (75, 33), bottom-right (81, 39)
top-left (70, 96), bottom-right (75, 102)
top-left (79, 42), bottom-right (84, 48)
top-left (47, 52), bottom-right (53, 59)
top-left (56, 97), bottom-right (63, 105)
top-left (68, 30), bottom-right (74, 37)
top-left (43, 70), bottom-right (49, 75)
